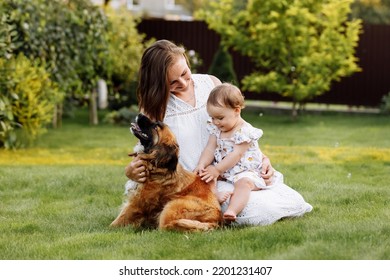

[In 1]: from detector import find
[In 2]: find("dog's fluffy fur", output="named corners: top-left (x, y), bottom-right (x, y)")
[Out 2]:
top-left (110, 114), bottom-right (222, 231)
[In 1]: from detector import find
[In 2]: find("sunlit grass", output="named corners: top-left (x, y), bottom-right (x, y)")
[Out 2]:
top-left (0, 110), bottom-right (389, 260)
top-left (0, 148), bottom-right (128, 165)
top-left (2, 145), bottom-right (389, 166)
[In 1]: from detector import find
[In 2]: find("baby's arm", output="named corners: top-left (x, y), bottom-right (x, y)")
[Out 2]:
top-left (200, 142), bottom-right (250, 182)
top-left (215, 142), bottom-right (250, 174)
top-left (194, 135), bottom-right (217, 174)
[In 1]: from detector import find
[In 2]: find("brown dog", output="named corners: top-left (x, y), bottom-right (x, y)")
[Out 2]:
top-left (110, 114), bottom-right (222, 231)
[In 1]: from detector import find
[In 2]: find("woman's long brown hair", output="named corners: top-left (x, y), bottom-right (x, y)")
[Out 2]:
top-left (137, 40), bottom-right (189, 121)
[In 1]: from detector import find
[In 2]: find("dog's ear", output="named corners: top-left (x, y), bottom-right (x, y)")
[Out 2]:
top-left (154, 143), bottom-right (179, 172)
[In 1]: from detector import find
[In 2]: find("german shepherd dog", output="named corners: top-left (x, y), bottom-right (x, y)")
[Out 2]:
top-left (110, 114), bottom-right (222, 231)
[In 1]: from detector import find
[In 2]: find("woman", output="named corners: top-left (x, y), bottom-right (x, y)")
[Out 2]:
top-left (125, 40), bottom-right (312, 226)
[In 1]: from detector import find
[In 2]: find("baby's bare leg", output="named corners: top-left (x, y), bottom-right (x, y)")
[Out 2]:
top-left (216, 191), bottom-right (231, 203)
top-left (210, 179), bottom-right (232, 203)
top-left (224, 178), bottom-right (256, 221)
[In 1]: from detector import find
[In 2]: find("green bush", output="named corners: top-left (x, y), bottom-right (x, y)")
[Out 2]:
top-left (103, 106), bottom-right (138, 126)
top-left (380, 92), bottom-right (390, 115)
top-left (0, 54), bottom-right (63, 147)
top-left (0, 10), bottom-right (19, 148)
top-left (105, 8), bottom-right (152, 109)
top-left (198, 0), bottom-right (362, 118)
top-left (0, 11), bottom-right (17, 60)
top-left (208, 44), bottom-right (238, 85)
top-left (21, 0), bottom-right (109, 93)
top-left (1, 0), bottom-right (150, 130)
top-left (2, 0), bottom-right (110, 119)
top-left (0, 88), bottom-right (20, 149)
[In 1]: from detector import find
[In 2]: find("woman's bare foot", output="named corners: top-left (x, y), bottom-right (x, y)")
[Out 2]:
top-left (216, 191), bottom-right (231, 203)
top-left (223, 210), bottom-right (237, 222)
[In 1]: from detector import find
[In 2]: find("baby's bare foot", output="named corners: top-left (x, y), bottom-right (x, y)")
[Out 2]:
top-left (223, 210), bottom-right (237, 222)
top-left (216, 192), bottom-right (231, 203)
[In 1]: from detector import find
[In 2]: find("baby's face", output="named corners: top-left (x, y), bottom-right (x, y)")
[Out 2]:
top-left (207, 105), bottom-right (241, 133)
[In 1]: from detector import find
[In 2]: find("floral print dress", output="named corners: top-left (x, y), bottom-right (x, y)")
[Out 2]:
top-left (207, 120), bottom-right (271, 189)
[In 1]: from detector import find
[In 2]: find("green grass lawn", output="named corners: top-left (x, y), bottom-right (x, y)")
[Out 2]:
top-left (0, 109), bottom-right (389, 260)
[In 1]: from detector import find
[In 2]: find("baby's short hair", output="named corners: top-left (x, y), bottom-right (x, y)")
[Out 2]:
top-left (208, 83), bottom-right (245, 109)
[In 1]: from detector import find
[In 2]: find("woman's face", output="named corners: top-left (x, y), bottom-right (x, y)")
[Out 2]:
top-left (167, 55), bottom-right (192, 94)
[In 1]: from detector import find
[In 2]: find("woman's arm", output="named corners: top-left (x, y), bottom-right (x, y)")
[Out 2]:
top-left (215, 142), bottom-right (250, 174)
top-left (200, 142), bottom-right (250, 183)
top-left (261, 155), bottom-right (274, 180)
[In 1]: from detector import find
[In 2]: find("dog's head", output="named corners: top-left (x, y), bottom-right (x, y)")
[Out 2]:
top-left (130, 113), bottom-right (179, 172)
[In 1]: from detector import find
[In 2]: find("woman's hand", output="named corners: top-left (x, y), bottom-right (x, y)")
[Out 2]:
top-left (261, 156), bottom-right (274, 182)
top-left (125, 156), bottom-right (147, 183)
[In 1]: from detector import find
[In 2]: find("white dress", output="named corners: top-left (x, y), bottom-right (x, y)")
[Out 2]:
top-left (130, 74), bottom-right (313, 226)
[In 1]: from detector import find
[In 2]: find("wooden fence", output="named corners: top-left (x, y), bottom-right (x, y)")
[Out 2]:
top-left (138, 19), bottom-right (390, 107)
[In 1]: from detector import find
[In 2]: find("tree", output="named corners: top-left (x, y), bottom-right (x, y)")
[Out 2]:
top-left (351, 0), bottom-right (390, 24)
top-left (176, 0), bottom-right (246, 15)
top-left (105, 7), bottom-right (153, 110)
top-left (197, 0), bottom-right (362, 118)
top-left (208, 44), bottom-right (238, 85)
top-left (2, 0), bottom-right (110, 125)
top-left (0, 10), bottom-right (18, 148)
top-left (1, 5), bottom-right (64, 148)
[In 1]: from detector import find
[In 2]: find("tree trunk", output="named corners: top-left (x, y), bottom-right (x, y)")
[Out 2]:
top-left (89, 89), bottom-right (98, 125)
top-left (291, 101), bottom-right (298, 121)
top-left (52, 103), bottom-right (63, 128)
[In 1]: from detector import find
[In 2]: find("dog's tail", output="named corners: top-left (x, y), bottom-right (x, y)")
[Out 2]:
top-left (160, 219), bottom-right (219, 232)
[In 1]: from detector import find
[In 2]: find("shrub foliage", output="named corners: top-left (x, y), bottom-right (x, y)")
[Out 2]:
top-left (197, 0), bottom-right (362, 118)
top-left (0, 0), bottom-right (148, 147)
top-left (0, 54), bottom-right (63, 147)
